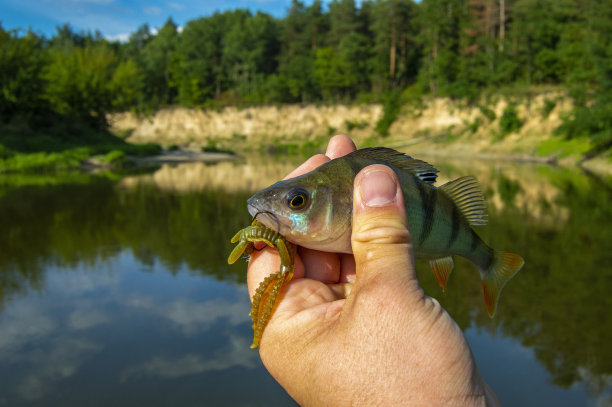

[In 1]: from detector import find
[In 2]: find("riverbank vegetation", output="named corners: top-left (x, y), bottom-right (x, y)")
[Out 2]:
top-left (1, 0), bottom-right (611, 172)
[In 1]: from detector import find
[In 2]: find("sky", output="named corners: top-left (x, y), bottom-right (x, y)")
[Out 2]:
top-left (0, 0), bottom-right (322, 41)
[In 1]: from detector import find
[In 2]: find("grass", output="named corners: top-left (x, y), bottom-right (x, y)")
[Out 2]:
top-left (0, 148), bottom-right (92, 173)
top-left (536, 137), bottom-right (592, 158)
top-left (201, 139), bottom-right (236, 155)
top-left (258, 136), bottom-right (326, 156)
top-left (0, 121), bottom-right (161, 174)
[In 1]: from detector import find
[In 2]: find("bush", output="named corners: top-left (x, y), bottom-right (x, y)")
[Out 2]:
top-left (542, 99), bottom-right (556, 118)
top-left (499, 104), bottom-right (523, 136)
top-left (102, 150), bottom-right (126, 164)
top-left (479, 105), bottom-right (497, 122)
top-left (375, 89), bottom-right (402, 137)
top-left (345, 119), bottom-right (368, 131)
top-left (0, 147), bottom-right (92, 173)
top-left (0, 144), bottom-right (15, 159)
top-left (122, 142), bottom-right (162, 157)
top-left (467, 117), bottom-right (483, 134)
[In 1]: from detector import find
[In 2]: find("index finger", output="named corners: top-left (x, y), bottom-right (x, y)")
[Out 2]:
top-left (284, 154), bottom-right (330, 180)
top-left (283, 134), bottom-right (357, 180)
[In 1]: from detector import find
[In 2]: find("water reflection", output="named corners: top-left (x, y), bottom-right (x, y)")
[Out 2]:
top-left (0, 155), bottom-right (610, 406)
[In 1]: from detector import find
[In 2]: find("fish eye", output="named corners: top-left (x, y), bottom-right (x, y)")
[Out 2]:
top-left (286, 188), bottom-right (309, 210)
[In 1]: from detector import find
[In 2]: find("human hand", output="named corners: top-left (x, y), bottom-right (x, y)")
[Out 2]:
top-left (247, 135), bottom-right (500, 406)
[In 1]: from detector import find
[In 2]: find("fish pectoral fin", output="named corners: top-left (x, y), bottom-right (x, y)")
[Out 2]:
top-left (429, 256), bottom-right (454, 292)
top-left (481, 250), bottom-right (525, 317)
top-left (439, 176), bottom-right (488, 226)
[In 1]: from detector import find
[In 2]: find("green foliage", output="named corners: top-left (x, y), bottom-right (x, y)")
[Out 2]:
top-left (122, 143), bottom-right (162, 157)
top-left (467, 117), bottom-right (482, 134)
top-left (43, 44), bottom-right (117, 126)
top-left (344, 119), bottom-right (368, 131)
top-left (1, 1), bottom-right (612, 153)
top-left (138, 19), bottom-right (179, 107)
top-left (542, 99), bottom-right (557, 118)
top-left (101, 150), bottom-right (126, 164)
top-left (0, 148), bottom-right (92, 173)
top-left (110, 60), bottom-right (144, 110)
top-left (537, 138), bottom-right (592, 158)
top-left (0, 27), bottom-right (47, 123)
top-left (479, 105), bottom-right (497, 122)
top-left (201, 139), bottom-right (235, 155)
top-left (499, 104), bottom-right (523, 136)
top-left (375, 89), bottom-right (402, 137)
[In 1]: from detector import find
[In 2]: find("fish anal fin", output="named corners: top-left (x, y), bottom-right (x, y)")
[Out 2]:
top-left (481, 250), bottom-right (525, 317)
top-left (440, 176), bottom-right (488, 226)
top-left (429, 256), bottom-right (454, 292)
top-left (348, 147), bottom-right (439, 184)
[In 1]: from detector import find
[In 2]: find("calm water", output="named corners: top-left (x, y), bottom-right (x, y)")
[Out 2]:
top-left (0, 154), bottom-right (610, 406)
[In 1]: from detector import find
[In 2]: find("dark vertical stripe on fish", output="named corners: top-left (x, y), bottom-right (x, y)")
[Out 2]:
top-left (470, 230), bottom-right (480, 252)
top-left (416, 181), bottom-right (436, 244)
top-left (447, 206), bottom-right (461, 249)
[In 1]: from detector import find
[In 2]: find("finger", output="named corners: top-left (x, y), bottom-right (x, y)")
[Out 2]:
top-left (298, 247), bottom-right (340, 283)
top-left (284, 154), bottom-right (329, 180)
top-left (325, 134), bottom-right (357, 159)
top-left (351, 165), bottom-right (419, 292)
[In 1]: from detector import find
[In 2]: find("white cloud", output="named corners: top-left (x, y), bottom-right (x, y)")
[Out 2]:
top-left (106, 32), bottom-right (130, 42)
top-left (16, 337), bottom-right (103, 401)
top-left (47, 269), bottom-right (116, 295)
top-left (167, 2), bottom-right (185, 10)
top-left (144, 6), bottom-right (163, 15)
top-left (0, 302), bottom-right (56, 359)
top-left (120, 334), bottom-right (257, 381)
top-left (68, 308), bottom-right (111, 330)
top-left (128, 295), bottom-right (250, 335)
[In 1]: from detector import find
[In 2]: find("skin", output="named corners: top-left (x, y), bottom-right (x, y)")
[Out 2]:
top-left (247, 135), bottom-right (501, 406)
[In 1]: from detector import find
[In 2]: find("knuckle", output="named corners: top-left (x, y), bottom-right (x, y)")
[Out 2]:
top-left (352, 213), bottom-right (411, 246)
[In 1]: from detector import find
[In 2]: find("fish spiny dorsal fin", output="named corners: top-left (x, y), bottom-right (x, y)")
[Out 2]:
top-left (439, 176), bottom-right (488, 226)
top-left (348, 147), bottom-right (438, 184)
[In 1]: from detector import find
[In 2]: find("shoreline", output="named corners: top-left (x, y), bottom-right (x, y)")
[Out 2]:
top-left (108, 99), bottom-right (611, 176)
top-left (129, 150), bottom-right (238, 165)
top-left (131, 147), bottom-right (610, 177)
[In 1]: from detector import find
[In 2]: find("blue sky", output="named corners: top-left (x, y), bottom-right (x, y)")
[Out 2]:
top-left (1, 0), bottom-right (320, 41)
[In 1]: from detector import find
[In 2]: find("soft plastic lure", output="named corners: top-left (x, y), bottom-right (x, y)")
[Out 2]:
top-left (228, 219), bottom-right (295, 348)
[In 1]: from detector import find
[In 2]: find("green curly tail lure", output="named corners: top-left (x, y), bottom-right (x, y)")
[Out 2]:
top-left (228, 219), bottom-right (295, 348)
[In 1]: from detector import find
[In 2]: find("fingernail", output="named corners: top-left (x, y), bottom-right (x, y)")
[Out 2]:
top-left (359, 169), bottom-right (397, 207)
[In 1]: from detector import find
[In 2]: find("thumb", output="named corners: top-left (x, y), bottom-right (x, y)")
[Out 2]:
top-left (351, 165), bottom-right (417, 290)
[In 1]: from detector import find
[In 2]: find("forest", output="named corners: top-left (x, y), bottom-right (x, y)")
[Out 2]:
top-left (1, 0), bottom-right (611, 154)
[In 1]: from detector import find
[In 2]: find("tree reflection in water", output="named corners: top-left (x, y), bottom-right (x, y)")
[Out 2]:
top-left (0, 157), bottom-right (610, 405)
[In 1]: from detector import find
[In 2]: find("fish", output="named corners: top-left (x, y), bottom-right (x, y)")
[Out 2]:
top-left (247, 147), bottom-right (524, 317)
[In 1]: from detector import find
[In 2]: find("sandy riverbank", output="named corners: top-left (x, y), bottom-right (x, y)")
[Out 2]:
top-left (108, 94), bottom-right (611, 176)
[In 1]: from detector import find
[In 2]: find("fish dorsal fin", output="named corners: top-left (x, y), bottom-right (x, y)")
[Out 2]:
top-left (348, 147), bottom-right (438, 184)
top-left (439, 176), bottom-right (488, 226)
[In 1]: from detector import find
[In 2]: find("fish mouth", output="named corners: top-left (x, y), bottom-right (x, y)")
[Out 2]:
top-left (247, 202), bottom-right (284, 235)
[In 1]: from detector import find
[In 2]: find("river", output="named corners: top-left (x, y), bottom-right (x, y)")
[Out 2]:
top-left (0, 153), bottom-right (610, 406)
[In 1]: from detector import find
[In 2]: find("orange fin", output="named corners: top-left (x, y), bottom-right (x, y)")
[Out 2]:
top-left (429, 256), bottom-right (454, 292)
top-left (481, 251), bottom-right (524, 317)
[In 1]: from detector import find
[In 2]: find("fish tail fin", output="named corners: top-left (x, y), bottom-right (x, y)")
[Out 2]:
top-left (481, 250), bottom-right (524, 317)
